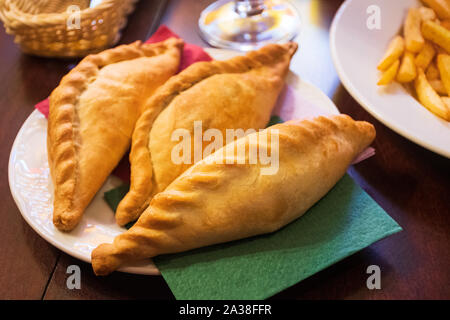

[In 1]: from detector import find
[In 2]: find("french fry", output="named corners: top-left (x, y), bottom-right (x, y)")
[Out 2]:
top-left (442, 96), bottom-right (450, 109)
top-left (437, 53), bottom-right (450, 95)
top-left (434, 43), bottom-right (449, 54)
top-left (419, 6), bottom-right (437, 21)
top-left (415, 68), bottom-right (450, 120)
top-left (426, 61), bottom-right (440, 79)
top-left (422, 20), bottom-right (450, 52)
top-left (397, 52), bottom-right (418, 82)
top-left (404, 8), bottom-right (425, 52)
top-left (429, 79), bottom-right (448, 94)
top-left (421, 0), bottom-right (450, 19)
top-left (415, 41), bottom-right (436, 69)
top-left (378, 60), bottom-right (400, 85)
top-left (441, 19), bottom-right (450, 29)
top-left (378, 36), bottom-right (405, 71)
top-left (376, 3), bottom-right (450, 119)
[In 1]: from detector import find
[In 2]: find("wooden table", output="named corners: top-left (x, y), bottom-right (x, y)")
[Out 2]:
top-left (0, 0), bottom-right (448, 300)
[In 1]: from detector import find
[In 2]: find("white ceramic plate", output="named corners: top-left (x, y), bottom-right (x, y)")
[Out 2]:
top-left (8, 48), bottom-right (339, 275)
top-left (330, 0), bottom-right (450, 158)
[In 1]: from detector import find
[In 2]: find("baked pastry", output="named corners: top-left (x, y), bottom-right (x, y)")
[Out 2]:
top-left (115, 42), bottom-right (298, 227)
top-left (48, 38), bottom-right (184, 231)
top-left (91, 114), bottom-right (376, 275)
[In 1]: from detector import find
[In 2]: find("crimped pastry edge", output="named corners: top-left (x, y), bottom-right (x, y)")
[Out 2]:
top-left (48, 38), bottom-right (184, 231)
top-left (116, 42), bottom-right (299, 226)
top-left (92, 114), bottom-right (376, 275)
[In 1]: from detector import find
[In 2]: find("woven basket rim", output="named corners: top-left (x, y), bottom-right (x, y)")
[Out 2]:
top-left (0, 0), bottom-right (138, 58)
top-left (0, 0), bottom-right (136, 27)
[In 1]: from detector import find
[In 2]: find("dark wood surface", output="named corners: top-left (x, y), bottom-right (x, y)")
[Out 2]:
top-left (0, 0), bottom-right (448, 300)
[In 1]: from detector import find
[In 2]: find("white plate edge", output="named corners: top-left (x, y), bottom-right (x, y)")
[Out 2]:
top-left (329, 0), bottom-right (450, 159)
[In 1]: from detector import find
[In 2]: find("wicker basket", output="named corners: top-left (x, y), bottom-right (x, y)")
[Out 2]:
top-left (0, 0), bottom-right (138, 58)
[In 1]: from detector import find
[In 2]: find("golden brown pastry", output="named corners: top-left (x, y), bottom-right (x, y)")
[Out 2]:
top-left (91, 114), bottom-right (376, 275)
top-left (115, 42), bottom-right (298, 227)
top-left (48, 38), bottom-right (184, 231)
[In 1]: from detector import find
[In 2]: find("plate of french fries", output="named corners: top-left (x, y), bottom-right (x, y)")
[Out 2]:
top-left (331, 0), bottom-right (450, 158)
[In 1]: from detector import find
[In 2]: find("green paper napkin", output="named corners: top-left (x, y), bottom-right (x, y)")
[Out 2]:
top-left (105, 175), bottom-right (401, 300)
top-left (154, 174), bottom-right (401, 299)
top-left (104, 183), bottom-right (129, 211)
top-left (266, 115), bottom-right (284, 126)
top-left (104, 184), bottom-right (135, 230)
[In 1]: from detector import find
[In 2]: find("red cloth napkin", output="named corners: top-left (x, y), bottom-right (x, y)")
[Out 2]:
top-left (146, 25), bottom-right (212, 72)
top-left (35, 25), bottom-right (212, 118)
